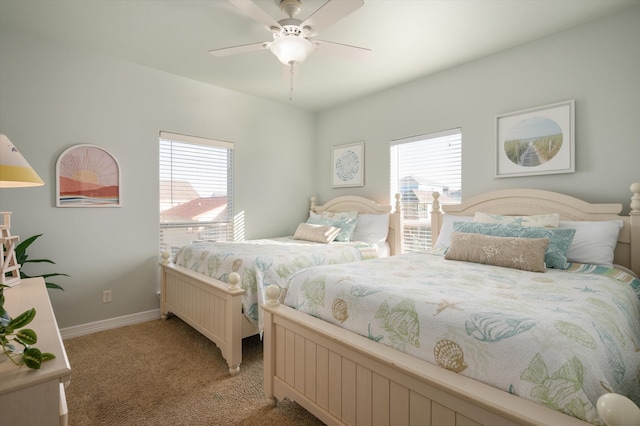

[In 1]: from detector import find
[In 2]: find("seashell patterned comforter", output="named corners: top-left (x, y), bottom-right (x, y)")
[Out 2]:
top-left (173, 237), bottom-right (379, 332)
top-left (283, 251), bottom-right (640, 425)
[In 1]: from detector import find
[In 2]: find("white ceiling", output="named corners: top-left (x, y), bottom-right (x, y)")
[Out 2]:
top-left (1, 0), bottom-right (638, 111)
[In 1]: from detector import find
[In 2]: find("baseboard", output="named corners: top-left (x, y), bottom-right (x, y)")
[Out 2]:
top-left (60, 309), bottom-right (161, 340)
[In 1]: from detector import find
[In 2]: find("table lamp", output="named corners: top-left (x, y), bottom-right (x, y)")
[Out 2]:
top-left (0, 134), bottom-right (44, 286)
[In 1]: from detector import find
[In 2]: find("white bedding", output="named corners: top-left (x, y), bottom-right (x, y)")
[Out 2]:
top-left (283, 251), bottom-right (640, 425)
top-left (173, 237), bottom-right (381, 331)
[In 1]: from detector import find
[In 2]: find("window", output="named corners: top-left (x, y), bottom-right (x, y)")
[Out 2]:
top-left (390, 128), bottom-right (461, 253)
top-left (159, 131), bottom-right (234, 256)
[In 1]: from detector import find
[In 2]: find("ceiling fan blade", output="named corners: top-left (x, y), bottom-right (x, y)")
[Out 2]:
top-left (313, 40), bottom-right (371, 61)
top-left (209, 42), bottom-right (269, 57)
top-left (301, 0), bottom-right (364, 34)
top-left (229, 0), bottom-right (281, 31)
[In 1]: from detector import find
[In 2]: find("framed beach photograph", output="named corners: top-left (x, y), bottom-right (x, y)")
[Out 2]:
top-left (56, 144), bottom-right (121, 207)
top-left (495, 100), bottom-right (575, 178)
top-left (331, 141), bottom-right (364, 188)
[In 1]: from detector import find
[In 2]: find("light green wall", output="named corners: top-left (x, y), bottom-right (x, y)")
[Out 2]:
top-left (0, 29), bottom-right (316, 328)
top-left (315, 5), bottom-right (640, 212)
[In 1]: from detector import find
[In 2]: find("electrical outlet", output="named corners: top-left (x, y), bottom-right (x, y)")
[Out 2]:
top-left (102, 290), bottom-right (112, 303)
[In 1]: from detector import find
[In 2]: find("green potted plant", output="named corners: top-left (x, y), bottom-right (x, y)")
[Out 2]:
top-left (16, 234), bottom-right (67, 291)
top-left (0, 285), bottom-right (55, 369)
top-left (1, 234), bottom-right (67, 369)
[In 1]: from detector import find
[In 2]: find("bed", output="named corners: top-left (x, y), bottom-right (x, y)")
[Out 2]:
top-left (262, 184), bottom-right (640, 426)
top-left (160, 194), bottom-right (402, 375)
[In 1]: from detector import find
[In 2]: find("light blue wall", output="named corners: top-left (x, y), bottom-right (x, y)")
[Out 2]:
top-left (0, 29), bottom-right (316, 328)
top-left (315, 5), bottom-right (640, 212)
top-left (1, 6), bottom-right (638, 329)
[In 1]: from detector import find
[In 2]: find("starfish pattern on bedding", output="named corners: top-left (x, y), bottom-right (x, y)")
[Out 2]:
top-left (427, 298), bottom-right (463, 315)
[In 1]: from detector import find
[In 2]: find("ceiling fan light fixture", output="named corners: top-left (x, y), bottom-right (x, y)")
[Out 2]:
top-left (270, 35), bottom-right (314, 65)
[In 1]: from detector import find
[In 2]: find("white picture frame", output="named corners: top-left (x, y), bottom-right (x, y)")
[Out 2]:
top-left (495, 100), bottom-right (575, 178)
top-left (331, 141), bottom-right (364, 188)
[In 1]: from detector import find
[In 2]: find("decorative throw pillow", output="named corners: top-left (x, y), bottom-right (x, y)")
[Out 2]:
top-left (473, 212), bottom-right (560, 228)
top-left (306, 216), bottom-right (357, 242)
top-left (452, 222), bottom-right (576, 269)
top-left (293, 223), bottom-right (341, 244)
top-left (558, 220), bottom-right (623, 267)
top-left (445, 232), bottom-right (549, 272)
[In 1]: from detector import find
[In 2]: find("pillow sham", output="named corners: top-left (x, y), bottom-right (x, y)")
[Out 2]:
top-left (473, 212), bottom-right (559, 228)
top-left (433, 214), bottom-right (474, 249)
top-left (352, 213), bottom-right (389, 244)
top-left (309, 210), bottom-right (358, 221)
top-left (452, 222), bottom-right (576, 269)
top-left (307, 216), bottom-right (357, 242)
top-left (445, 232), bottom-right (549, 272)
top-left (558, 220), bottom-right (623, 267)
top-left (293, 223), bottom-right (341, 244)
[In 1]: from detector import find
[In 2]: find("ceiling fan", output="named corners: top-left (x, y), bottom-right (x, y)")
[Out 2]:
top-left (210, 0), bottom-right (371, 99)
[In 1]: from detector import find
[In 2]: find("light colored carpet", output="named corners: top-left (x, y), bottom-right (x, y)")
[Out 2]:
top-left (63, 317), bottom-right (324, 425)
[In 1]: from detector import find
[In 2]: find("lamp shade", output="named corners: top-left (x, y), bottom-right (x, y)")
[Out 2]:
top-left (0, 134), bottom-right (44, 187)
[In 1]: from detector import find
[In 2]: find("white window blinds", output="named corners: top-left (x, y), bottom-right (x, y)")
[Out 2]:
top-left (159, 131), bottom-right (234, 256)
top-left (390, 128), bottom-right (461, 253)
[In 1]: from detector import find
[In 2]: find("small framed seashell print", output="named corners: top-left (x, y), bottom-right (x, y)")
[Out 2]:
top-left (331, 141), bottom-right (364, 188)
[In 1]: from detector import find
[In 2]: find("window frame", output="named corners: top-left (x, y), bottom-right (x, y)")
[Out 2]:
top-left (159, 131), bottom-right (234, 256)
top-left (390, 128), bottom-right (462, 253)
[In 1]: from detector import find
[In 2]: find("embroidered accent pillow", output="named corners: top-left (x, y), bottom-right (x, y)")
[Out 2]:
top-left (293, 223), bottom-right (341, 244)
top-left (452, 222), bottom-right (576, 269)
top-left (445, 232), bottom-right (549, 272)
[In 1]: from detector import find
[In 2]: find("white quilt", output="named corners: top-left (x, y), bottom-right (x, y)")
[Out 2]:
top-left (284, 251), bottom-right (640, 425)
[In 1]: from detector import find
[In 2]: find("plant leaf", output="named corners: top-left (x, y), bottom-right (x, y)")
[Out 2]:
top-left (9, 308), bottom-right (36, 329)
top-left (15, 234), bottom-right (42, 264)
top-left (46, 283), bottom-right (65, 291)
top-left (22, 347), bottom-right (43, 369)
top-left (16, 328), bottom-right (38, 345)
top-left (41, 352), bottom-right (56, 361)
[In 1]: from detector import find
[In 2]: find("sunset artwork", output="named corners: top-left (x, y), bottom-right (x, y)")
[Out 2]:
top-left (56, 145), bottom-right (120, 207)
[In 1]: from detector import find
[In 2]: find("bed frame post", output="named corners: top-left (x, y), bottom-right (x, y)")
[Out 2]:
top-left (430, 191), bottom-right (443, 249)
top-left (390, 193), bottom-right (402, 255)
top-left (263, 285), bottom-right (281, 407)
top-left (630, 182), bottom-right (640, 276)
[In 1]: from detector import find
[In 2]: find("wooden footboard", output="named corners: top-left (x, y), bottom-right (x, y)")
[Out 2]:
top-left (262, 299), bottom-right (593, 426)
top-left (160, 262), bottom-right (258, 375)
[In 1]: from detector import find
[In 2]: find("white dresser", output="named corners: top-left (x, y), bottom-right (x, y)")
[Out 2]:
top-left (0, 277), bottom-right (71, 426)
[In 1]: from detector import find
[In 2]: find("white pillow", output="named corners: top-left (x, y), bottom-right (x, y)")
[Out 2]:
top-left (474, 212), bottom-right (559, 228)
top-left (352, 214), bottom-right (389, 244)
top-left (558, 220), bottom-right (623, 267)
top-left (433, 214), bottom-right (474, 249)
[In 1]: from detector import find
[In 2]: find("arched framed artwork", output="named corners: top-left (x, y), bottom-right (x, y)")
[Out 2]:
top-left (56, 144), bottom-right (121, 207)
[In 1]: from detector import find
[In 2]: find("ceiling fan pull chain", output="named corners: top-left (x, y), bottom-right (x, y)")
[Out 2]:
top-left (289, 62), bottom-right (295, 101)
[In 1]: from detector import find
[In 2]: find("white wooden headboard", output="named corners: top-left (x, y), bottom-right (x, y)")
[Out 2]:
top-left (430, 183), bottom-right (640, 277)
top-left (310, 195), bottom-right (402, 256)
